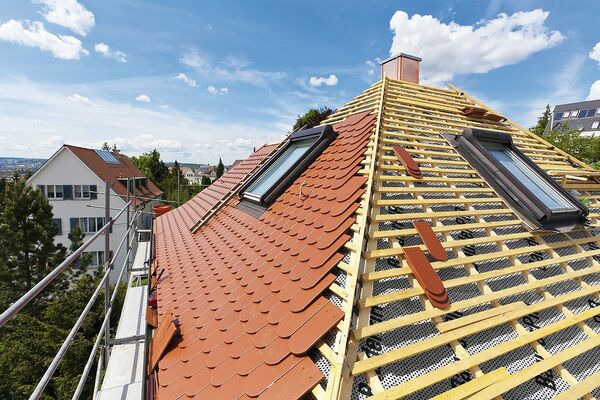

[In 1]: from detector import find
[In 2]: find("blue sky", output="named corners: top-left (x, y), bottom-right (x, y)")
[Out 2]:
top-left (0, 0), bottom-right (599, 163)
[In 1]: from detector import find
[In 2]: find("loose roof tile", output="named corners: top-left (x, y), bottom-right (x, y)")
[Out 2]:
top-left (153, 111), bottom-right (376, 399)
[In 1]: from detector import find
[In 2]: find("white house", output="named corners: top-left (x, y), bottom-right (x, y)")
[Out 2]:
top-left (27, 145), bottom-right (163, 280)
top-left (180, 166), bottom-right (203, 185)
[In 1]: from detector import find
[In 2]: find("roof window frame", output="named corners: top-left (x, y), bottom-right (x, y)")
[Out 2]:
top-left (238, 124), bottom-right (336, 210)
top-left (446, 128), bottom-right (588, 231)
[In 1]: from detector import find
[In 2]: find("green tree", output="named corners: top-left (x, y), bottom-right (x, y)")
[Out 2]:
top-left (292, 106), bottom-right (334, 131)
top-left (0, 179), bottom-right (66, 310)
top-left (215, 158), bottom-right (224, 179)
top-left (200, 175), bottom-right (212, 188)
top-left (0, 179), bottom-right (130, 399)
top-left (530, 108), bottom-right (600, 168)
top-left (530, 104), bottom-right (551, 137)
top-left (67, 227), bottom-right (92, 277)
top-left (130, 149), bottom-right (168, 185)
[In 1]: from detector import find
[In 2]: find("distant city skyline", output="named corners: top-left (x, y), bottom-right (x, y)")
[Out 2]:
top-left (1, 1), bottom-right (599, 163)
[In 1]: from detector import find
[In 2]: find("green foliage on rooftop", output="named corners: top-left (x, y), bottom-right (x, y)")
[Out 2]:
top-left (292, 106), bottom-right (334, 132)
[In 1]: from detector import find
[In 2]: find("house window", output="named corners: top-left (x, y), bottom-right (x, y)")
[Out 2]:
top-left (84, 251), bottom-right (106, 268)
top-left (45, 185), bottom-right (63, 199)
top-left (446, 128), bottom-right (588, 231)
top-left (71, 217), bottom-right (106, 234)
top-left (52, 218), bottom-right (62, 235)
top-left (592, 121), bottom-right (599, 130)
top-left (239, 124), bottom-right (336, 210)
top-left (73, 185), bottom-right (91, 199)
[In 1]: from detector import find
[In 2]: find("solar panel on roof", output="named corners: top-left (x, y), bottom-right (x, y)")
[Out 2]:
top-left (95, 149), bottom-right (120, 164)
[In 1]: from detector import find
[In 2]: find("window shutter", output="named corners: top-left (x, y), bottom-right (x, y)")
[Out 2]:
top-left (70, 218), bottom-right (79, 232)
top-left (90, 185), bottom-right (97, 200)
top-left (63, 185), bottom-right (73, 199)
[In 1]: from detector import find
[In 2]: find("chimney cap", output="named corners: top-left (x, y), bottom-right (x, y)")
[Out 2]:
top-left (380, 53), bottom-right (422, 64)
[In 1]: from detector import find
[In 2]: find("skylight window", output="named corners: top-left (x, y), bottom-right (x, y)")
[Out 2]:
top-left (554, 112), bottom-right (563, 121)
top-left (239, 125), bottom-right (336, 210)
top-left (592, 121), bottom-right (600, 130)
top-left (95, 149), bottom-right (120, 164)
top-left (446, 128), bottom-right (588, 231)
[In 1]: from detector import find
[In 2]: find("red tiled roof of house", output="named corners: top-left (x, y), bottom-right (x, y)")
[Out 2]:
top-left (65, 144), bottom-right (163, 205)
top-left (152, 111), bottom-right (376, 399)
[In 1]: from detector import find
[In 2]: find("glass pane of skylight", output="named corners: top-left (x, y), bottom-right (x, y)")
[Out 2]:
top-left (482, 142), bottom-right (575, 211)
top-left (245, 137), bottom-right (317, 198)
top-left (555, 112), bottom-right (563, 120)
top-left (578, 109), bottom-right (588, 118)
top-left (587, 108), bottom-right (597, 117)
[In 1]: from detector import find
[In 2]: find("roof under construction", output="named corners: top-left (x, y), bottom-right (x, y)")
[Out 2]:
top-left (150, 56), bottom-right (600, 400)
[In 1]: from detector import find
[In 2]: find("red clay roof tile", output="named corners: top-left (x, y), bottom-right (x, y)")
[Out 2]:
top-left (403, 247), bottom-right (451, 310)
top-left (153, 111), bottom-right (376, 399)
top-left (412, 221), bottom-right (448, 261)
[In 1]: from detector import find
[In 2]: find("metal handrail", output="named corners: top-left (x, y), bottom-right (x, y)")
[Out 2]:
top-left (29, 210), bottom-right (142, 400)
top-left (72, 227), bottom-right (138, 400)
top-left (0, 200), bottom-right (131, 328)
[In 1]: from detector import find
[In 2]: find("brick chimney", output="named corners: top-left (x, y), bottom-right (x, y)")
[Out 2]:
top-left (380, 53), bottom-right (421, 84)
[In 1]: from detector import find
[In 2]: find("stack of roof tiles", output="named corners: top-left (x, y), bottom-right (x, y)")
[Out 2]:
top-left (152, 112), bottom-right (376, 399)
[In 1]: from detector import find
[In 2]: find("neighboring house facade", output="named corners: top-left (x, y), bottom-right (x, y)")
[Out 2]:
top-left (546, 99), bottom-right (600, 136)
top-left (180, 166), bottom-right (200, 184)
top-left (196, 165), bottom-right (216, 182)
top-left (27, 145), bottom-right (162, 280)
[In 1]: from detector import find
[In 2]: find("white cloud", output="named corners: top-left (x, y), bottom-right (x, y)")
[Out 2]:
top-left (515, 56), bottom-right (586, 126)
top-left (308, 74), bottom-right (338, 87)
top-left (0, 19), bottom-right (88, 60)
top-left (34, 0), bottom-right (95, 36)
top-left (207, 85), bottom-right (228, 95)
top-left (41, 135), bottom-right (65, 148)
top-left (180, 49), bottom-right (209, 68)
top-left (174, 72), bottom-right (197, 87)
top-left (94, 42), bottom-right (127, 62)
top-left (590, 42), bottom-right (600, 65)
top-left (366, 60), bottom-right (376, 76)
top-left (180, 48), bottom-right (285, 86)
top-left (587, 80), bottom-right (600, 101)
top-left (135, 94), bottom-right (151, 103)
top-left (389, 9), bottom-right (564, 86)
top-left (67, 93), bottom-right (91, 105)
top-left (0, 79), bottom-right (283, 163)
